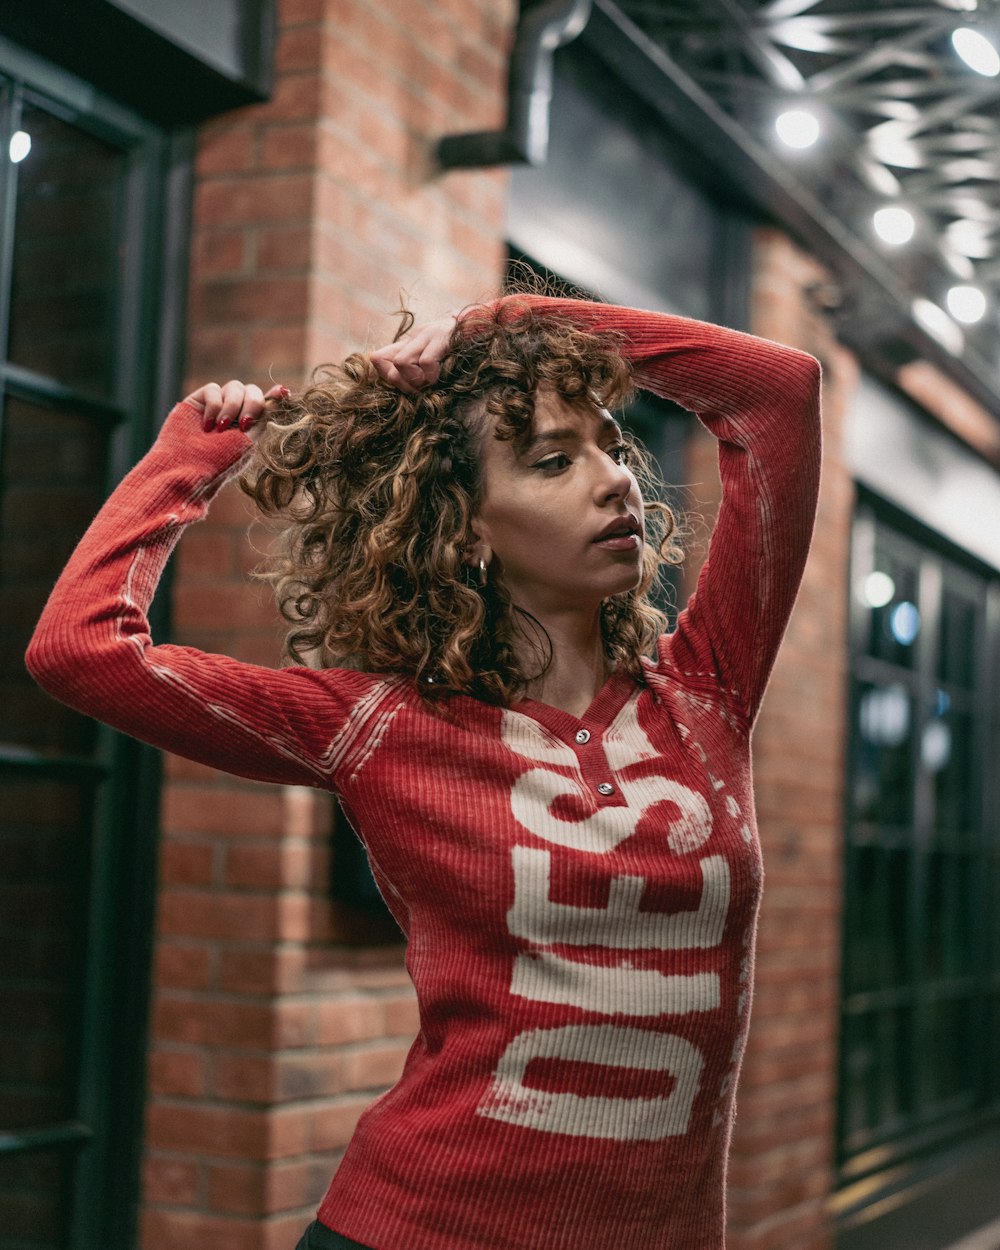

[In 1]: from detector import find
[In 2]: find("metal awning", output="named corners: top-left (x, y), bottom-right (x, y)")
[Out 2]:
top-left (441, 0), bottom-right (1000, 417)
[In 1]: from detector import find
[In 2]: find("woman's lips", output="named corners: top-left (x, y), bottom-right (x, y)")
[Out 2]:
top-left (593, 533), bottom-right (641, 551)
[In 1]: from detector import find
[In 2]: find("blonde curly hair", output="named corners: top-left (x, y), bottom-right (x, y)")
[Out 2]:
top-left (240, 299), bottom-right (682, 704)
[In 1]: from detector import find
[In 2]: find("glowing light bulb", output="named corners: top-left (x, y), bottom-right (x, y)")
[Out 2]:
top-left (873, 206), bottom-right (915, 245)
top-left (946, 284), bottom-right (987, 324)
top-left (8, 130), bottom-right (30, 163)
top-left (775, 109), bottom-right (820, 150)
top-left (952, 27), bottom-right (1000, 75)
top-left (947, 217), bottom-right (992, 259)
top-left (860, 571), bottom-right (895, 609)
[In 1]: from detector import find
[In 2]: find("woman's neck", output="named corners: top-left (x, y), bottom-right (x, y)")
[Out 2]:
top-left (517, 608), bottom-right (609, 718)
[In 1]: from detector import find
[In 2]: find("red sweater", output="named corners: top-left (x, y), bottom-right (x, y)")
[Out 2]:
top-left (26, 299), bottom-right (821, 1250)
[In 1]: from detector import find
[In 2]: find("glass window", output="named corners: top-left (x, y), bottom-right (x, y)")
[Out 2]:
top-left (838, 506), bottom-right (997, 1174)
top-left (7, 104), bottom-right (126, 400)
top-left (0, 397), bottom-right (111, 755)
top-left (0, 58), bottom-right (177, 1250)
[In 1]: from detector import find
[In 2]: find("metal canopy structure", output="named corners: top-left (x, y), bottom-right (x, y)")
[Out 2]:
top-left (612, 0), bottom-right (1000, 403)
top-left (441, 0), bottom-right (1000, 413)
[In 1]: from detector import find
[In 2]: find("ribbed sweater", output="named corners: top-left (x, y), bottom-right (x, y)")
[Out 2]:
top-left (26, 297), bottom-right (822, 1250)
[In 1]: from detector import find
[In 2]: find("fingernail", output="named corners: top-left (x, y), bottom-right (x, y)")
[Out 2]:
top-left (279, 386), bottom-right (290, 398)
top-left (239, 415), bottom-right (252, 432)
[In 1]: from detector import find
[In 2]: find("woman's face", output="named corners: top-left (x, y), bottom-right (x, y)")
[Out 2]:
top-left (471, 387), bottom-right (645, 618)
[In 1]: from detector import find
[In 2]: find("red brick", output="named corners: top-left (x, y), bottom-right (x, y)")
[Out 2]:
top-left (161, 785), bottom-right (286, 839)
top-left (149, 1047), bottom-right (208, 1098)
top-left (197, 174), bottom-right (314, 229)
top-left (244, 72), bottom-right (324, 126)
top-left (382, 992), bottom-right (419, 1037)
top-left (309, 1098), bottom-right (369, 1151)
top-left (274, 26), bottom-right (326, 74)
top-left (226, 843), bottom-right (312, 890)
top-left (142, 1156), bottom-right (202, 1206)
top-left (152, 998), bottom-right (274, 1049)
top-left (177, 527), bottom-right (241, 580)
top-left (172, 581), bottom-right (278, 632)
top-left (158, 891), bottom-right (290, 942)
top-left (205, 1158), bottom-right (328, 1215)
top-left (339, 1041), bottom-right (409, 1092)
top-left (193, 230), bottom-right (251, 279)
top-left (197, 126), bottom-right (258, 177)
top-left (146, 1103), bottom-right (268, 1158)
top-left (140, 1209), bottom-right (265, 1250)
top-left (197, 274), bottom-right (311, 326)
top-left (216, 946), bottom-right (307, 996)
top-left (314, 996), bottom-right (385, 1046)
top-left (256, 224), bottom-right (313, 272)
top-left (159, 841), bottom-right (216, 887)
top-left (212, 1054), bottom-right (274, 1103)
top-left (154, 942), bottom-right (213, 991)
top-left (261, 123), bottom-right (319, 171)
top-left (275, 1052), bottom-right (345, 1100)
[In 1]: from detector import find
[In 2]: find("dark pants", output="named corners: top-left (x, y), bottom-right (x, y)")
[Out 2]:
top-left (295, 1219), bottom-right (374, 1250)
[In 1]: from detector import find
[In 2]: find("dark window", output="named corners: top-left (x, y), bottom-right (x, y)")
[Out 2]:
top-left (0, 54), bottom-right (188, 1250)
top-left (838, 501), bottom-right (1000, 1182)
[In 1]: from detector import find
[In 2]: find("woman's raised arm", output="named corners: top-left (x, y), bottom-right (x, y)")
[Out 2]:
top-left (25, 386), bottom-right (386, 788)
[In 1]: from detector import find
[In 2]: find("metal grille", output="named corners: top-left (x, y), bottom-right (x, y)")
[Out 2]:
top-left (614, 0), bottom-right (1000, 380)
top-left (839, 499), bottom-right (1000, 1181)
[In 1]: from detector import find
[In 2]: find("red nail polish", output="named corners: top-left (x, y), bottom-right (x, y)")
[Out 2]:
top-left (239, 415), bottom-right (252, 432)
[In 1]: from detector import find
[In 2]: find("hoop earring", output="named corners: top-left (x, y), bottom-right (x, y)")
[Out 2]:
top-left (478, 558), bottom-right (488, 587)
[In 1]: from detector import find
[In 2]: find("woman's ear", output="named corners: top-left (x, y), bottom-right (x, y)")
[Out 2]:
top-left (464, 529), bottom-right (493, 583)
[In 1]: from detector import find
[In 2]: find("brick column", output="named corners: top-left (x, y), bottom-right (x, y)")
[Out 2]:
top-left (139, 1), bottom-right (515, 1246)
top-left (725, 230), bottom-right (859, 1250)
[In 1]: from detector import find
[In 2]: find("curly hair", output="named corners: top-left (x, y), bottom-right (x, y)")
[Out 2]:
top-left (240, 300), bottom-right (682, 705)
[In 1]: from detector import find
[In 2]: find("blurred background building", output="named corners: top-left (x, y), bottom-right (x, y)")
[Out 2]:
top-left (0, 2), bottom-right (997, 1248)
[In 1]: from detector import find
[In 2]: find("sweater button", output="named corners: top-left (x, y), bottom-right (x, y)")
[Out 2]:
top-left (597, 782), bottom-right (615, 796)
top-left (575, 729), bottom-right (591, 744)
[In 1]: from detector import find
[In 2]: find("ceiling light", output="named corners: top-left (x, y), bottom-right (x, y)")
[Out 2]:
top-left (946, 217), bottom-right (992, 258)
top-left (946, 283), bottom-right (987, 323)
top-left (859, 571), bottom-right (895, 609)
top-left (952, 27), bottom-right (1000, 76)
top-left (775, 109), bottom-right (820, 149)
top-left (873, 206), bottom-right (915, 245)
top-left (912, 298), bottom-right (964, 354)
top-left (8, 130), bottom-right (30, 163)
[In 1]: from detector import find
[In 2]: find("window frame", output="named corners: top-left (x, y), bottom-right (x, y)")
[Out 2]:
top-left (837, 492), bottom-right (1000, 1187)
top-left (0, 44), bottom-right (193, 1250)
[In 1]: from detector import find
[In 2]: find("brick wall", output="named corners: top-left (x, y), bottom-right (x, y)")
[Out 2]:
top-left (725, 230), bottom-right (860, 1250)
top-left (140, 1), bottom-right (515, 1245)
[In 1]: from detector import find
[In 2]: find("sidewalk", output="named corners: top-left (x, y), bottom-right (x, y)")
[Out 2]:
top-left (837, 1131), bottom-right (1000, 1250)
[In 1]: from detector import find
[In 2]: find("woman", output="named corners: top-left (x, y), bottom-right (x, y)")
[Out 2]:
top-left (26, 293), bottom-right (821, 1250)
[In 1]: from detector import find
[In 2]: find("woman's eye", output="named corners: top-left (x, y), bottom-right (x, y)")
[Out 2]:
top-left (609, 442), bottom-right (632, 464)
top-left (533, 453), bottom-right (570, 472)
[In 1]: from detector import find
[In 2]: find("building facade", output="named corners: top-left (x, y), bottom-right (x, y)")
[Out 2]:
top-left (1, 3), bottom-right (997, 1249)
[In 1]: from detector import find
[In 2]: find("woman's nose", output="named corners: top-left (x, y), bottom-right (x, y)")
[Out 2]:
top-left (597, 458), bottom-right (632, 502)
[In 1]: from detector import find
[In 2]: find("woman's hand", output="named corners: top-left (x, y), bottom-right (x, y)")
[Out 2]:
top-left (370, 315), bottom-right (458, 393)
top-left (183, 380), bottom-right (289, 439)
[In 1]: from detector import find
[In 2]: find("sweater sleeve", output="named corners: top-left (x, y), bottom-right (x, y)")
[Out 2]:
top-left (504, 294), bottom-right (823, 724)
top-left (24, 401), bottom-right (380, 787)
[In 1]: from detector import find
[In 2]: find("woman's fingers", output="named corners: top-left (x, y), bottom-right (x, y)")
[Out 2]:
top-left (183, 381), bottom-right (290, 433)
top-left (370, 315), bottom-right (457, 392)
